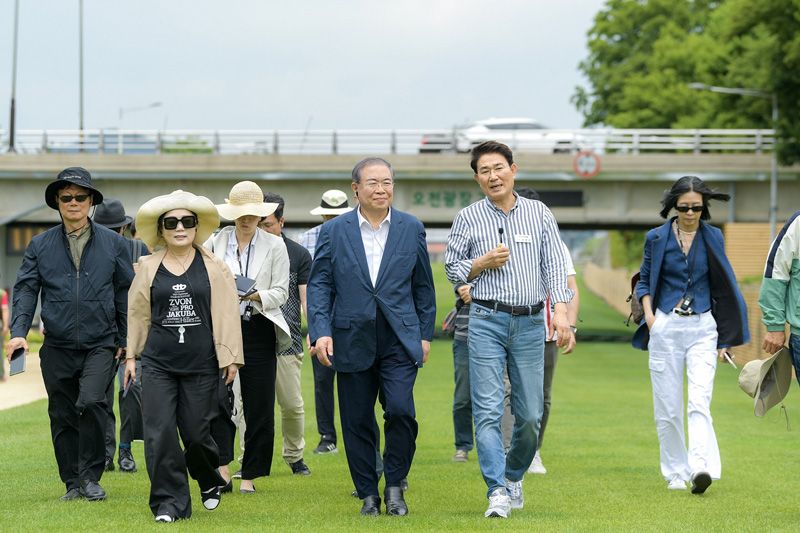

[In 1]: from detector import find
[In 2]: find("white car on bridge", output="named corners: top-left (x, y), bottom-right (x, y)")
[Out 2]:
top-left (453, 117), bottom-right (590, 154)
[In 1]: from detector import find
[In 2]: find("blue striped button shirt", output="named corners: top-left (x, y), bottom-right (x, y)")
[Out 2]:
top-left (445, 195), bottom-right (573, 306)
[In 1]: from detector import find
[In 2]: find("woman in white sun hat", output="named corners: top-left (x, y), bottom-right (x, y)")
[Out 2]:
top-left (205, 181), bottom-right (291, 493)
top-left (125, 190), bottom-right (244, 522)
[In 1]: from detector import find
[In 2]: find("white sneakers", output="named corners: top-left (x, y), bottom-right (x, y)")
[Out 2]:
top-left (527, 451), bottom-right (547, 474)
top-left (155, 514), bottom-right (174, 523)
top-left (485, 487), bottom-right (511, 518)
top-left (667, 475), bottom-right (687, 490)
top-left (505, 478), bottom-right (524, 509)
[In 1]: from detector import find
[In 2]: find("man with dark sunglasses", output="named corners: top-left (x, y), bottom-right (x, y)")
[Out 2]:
top-left (6, 167), bottom-right (135, 502)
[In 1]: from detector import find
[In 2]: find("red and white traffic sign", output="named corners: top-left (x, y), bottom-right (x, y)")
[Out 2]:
top-left (573, 151), bottom-right (600, 179)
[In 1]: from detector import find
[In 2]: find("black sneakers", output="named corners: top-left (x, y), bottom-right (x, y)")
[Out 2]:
top-left (289, 459), bottom-right (311, 475)
top-left (313, 441), bottom-right (338, 454)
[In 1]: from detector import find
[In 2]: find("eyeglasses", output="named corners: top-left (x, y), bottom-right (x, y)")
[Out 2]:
top-left (162, 216), bottom-right (198, 230)
top-left (675, 205), bottom-right (704, 213)
top-left (59, 194), bottom-right (91, 204)
top-left (362, 179), bottom-right (394, 190)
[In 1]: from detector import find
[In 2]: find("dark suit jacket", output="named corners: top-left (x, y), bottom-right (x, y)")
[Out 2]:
top-left (307, 208), bottom-right (436, 372)
top-left (631, 218), bottom-right (750, 351)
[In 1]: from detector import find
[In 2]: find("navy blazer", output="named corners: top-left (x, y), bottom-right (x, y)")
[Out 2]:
top-left (632, 218), bottom-right (750, 351)
top-left (307, 208), bottom-right (437, 372)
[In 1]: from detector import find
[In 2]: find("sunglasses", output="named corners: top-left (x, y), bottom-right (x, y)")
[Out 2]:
top-left (59, 194), bottom-right (91, 204)
top-left (162, 216), bottom-right (198, 230)
top-left (675, 205), bottom-right (704, 213)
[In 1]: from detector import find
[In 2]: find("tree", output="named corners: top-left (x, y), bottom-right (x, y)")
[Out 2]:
top-left (573, 0), bottom-right (800, 164)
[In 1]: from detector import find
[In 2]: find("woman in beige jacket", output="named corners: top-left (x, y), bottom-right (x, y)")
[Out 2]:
top-left (125, 190), bottom-right (243, 523)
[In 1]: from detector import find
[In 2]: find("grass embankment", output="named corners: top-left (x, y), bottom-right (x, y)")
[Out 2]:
top-left (1, 338), bottom-right (797, 531)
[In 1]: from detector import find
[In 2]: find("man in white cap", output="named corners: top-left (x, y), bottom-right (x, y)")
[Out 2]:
top-left (299, 190), bottom-right (353, 454)
top-left (7, 167), bottom-right (135, 502)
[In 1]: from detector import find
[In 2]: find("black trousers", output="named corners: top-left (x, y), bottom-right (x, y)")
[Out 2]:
top-left (239, 313), bottom-right (277, 480)
top-left (142, 367), bottom-right (224, 520)
top-left (39, 344), bottom-right (117, 491)
top-left (311, 354), bottom-right (337, 443)
top-left (104, 359), bottom-right (119, 460)
top-left (337, 308), bottom-right (418, 498)
top-left (210, 368), bottom-right (236, 465)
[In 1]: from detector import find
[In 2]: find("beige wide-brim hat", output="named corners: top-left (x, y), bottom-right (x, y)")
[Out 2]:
top-left (215, 181), bottom-right (278, 221)
top-left (739, 347), bottom-right (793, 418)
top-left (136, 190), bottom-right (220, 250)
top-left (310, 189), bottom-right (354, 216)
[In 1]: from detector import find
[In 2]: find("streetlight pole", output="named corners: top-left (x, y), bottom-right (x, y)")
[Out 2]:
top-left (688, 83), bottom-right (779, 239)
top-left (117, 102), bottom-right (162, 154)
top-left (79, 0), bottom-right (84, 133)
top-left (7, 0), bottom-right (20, 153)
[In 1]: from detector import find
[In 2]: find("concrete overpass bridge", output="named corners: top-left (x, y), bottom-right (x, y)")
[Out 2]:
top-left (1, 145), bottom-right (798, 282)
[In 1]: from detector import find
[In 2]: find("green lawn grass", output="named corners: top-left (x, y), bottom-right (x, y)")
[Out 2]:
top-left (1, 339), bottom-right (799, 531)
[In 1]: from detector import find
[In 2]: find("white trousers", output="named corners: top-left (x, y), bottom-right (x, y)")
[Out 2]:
top-left (648, 308), bottom-right (720, 482)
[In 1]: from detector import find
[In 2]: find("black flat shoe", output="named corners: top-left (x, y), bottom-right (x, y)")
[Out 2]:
top-left (219, 479), bottom-right (233, 494)
top-left (384, 485), bottom-right (408, 516)
top-left (239, 487), bottom-right (257, 493)
top-left (360, 494), bottom-right (381, 516)
top-left (691, 471), bottom-right (712, 494)
top-left (201, 486), bottom-right (221, 510)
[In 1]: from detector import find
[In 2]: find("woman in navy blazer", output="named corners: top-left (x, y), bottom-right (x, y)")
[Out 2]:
top-left (632, 176), bottom-right (748, 495)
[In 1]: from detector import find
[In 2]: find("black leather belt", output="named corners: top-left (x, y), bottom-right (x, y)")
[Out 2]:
top-left (472, 299), bottom-right (544, 316)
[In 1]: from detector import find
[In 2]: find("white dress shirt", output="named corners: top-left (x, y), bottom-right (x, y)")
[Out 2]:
top-left (357, 207), bottom-right (392, 287)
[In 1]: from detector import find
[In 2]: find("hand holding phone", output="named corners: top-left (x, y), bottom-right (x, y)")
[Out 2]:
top-left (9, 347), bottom-right (26, 376)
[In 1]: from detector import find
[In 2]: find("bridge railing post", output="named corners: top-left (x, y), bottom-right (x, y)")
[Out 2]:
top-left (755, 131), bottom-right (763, 154)
top-left (693, 130), bottom-right (701, 154)
top-left (391, 131), bottom-right (397, 154)
top-left (273, 131), bottom-right (279, 154)
top-left (632, 132), bottom-right (640, 155)
top-left (155, 131), bottom-right (162, 154)
top-left (98, 131), bottom-right (105, 153)
top-left (213, 131), bottom-right (220, 154)
top-left (41, 131), bottom-right (48, 153)
top-left (332, 131), bottom-right (338, 154)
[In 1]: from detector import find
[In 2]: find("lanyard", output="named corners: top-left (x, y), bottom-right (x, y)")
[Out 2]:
top-left (236, 238), bottom-right (254, 278)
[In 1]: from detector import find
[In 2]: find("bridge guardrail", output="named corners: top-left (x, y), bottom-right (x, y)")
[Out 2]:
top-left (0, 128), bottom-right (775, 156)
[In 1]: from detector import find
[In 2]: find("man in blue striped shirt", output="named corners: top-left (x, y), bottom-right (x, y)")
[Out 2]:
top-left (445, 141), bottom-right (573, 518)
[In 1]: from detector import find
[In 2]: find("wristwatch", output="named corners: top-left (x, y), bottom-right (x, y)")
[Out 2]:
top-left (569, 325), bottom-right (578, 333)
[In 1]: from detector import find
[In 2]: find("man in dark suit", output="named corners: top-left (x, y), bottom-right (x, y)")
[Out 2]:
top-left (308, 157), bottom-right (436, 517)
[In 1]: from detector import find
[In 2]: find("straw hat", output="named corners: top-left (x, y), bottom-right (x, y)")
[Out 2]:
top-left (215, 181), bottom-right (278, 221)
top-left (738, 347), bottom-right (793, 418)
top-left (135, 190), bottom-right (220, 250)
top-left (310, 189), bottom-right (353, 216)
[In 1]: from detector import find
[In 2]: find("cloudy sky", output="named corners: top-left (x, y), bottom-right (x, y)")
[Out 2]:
top-left (0, 0), bottom-right (608, 132)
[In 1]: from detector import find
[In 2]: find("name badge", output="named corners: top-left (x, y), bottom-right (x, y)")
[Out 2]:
top-left (515, 234), bottom-right (532, 243)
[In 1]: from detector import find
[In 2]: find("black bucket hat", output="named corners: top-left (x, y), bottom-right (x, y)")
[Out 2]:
top-left (45, 167), bottom-right (104, 210)
top-left (93, 198), bottom-right (133, 229)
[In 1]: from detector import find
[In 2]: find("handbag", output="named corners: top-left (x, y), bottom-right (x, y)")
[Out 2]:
top-left (625, 272), bottom-right (644, 326)
top-left (442, 307), bottom-right (458, 337)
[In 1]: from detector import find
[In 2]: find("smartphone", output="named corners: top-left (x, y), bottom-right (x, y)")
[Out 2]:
top-left (9, 347), bottom-right (26, 376)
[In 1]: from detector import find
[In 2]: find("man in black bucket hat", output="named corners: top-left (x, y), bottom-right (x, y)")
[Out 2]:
top-left (6, 167), bottom-right (134, 502)
top-left (93, 198), bottom-right (149, 475)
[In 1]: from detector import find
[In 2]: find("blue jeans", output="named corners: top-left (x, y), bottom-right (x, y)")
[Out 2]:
top-left (789, 334), bottom-right (800, 387)
top-left (468, 303), bottom-right (545, 497)
top-left (452, 340), bottom-right (474, 451)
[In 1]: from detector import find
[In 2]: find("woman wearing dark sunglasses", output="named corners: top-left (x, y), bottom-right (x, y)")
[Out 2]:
top-left (632, 176), bottom-right (749, 495)
top-left (124, 190), bottom-right (244, 522)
